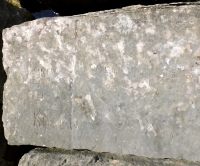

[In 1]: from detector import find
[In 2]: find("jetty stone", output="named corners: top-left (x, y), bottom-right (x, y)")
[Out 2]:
top-left (3, 4), bottom-right (200, 162)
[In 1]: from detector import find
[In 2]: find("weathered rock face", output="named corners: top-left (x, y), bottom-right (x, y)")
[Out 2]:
top-left (18, 148), bottom-right (200, 166)
top-left (3, 4), bottom-right (200, 162)
top-left (0, 0), bottom-right (33, 107)
top-left (0, 0), bottom-right (33, 161)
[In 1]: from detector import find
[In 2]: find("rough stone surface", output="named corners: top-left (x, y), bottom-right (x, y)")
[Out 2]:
top-left (18, 148), bottom-right (200, 166)
top-left (0, 0), bottom-right (33, 161)
top-left (0, 0), bottom-right (33, 106)
top-left (3, 4), bottom-right (200, 162)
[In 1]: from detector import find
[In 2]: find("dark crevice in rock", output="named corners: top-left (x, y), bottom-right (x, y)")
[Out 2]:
top-left (19, 0), bottom-right (49, 13)
top-left (93, 155), bottom-right (100, 163)
top-left (19, 0), bottom-right (200, 16)
top-left (4, 145), bottom-right (37, 165)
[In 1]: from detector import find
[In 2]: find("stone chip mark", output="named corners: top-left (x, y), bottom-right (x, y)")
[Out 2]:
top-left (34, 109), bottom-right (48, 127)
top-left (74, 20), bottom-right (79, 39)
top-left (74, 95), bottom-right (97, 121)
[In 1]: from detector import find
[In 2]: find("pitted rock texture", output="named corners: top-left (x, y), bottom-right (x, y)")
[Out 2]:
top-left (0, 0), bottom-right (33, 104)
top-left (0, 0), bottom-right (33, 160)
top-left (3, 4), bottom-right (200, 162)
top-left (18, 148), bottom-right (200, 166)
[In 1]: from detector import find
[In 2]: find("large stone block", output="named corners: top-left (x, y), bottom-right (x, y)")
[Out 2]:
top-left (18, 148), bottom-right (200, 166)
top-left (0, 0), bottom-right (33, 160)
top-left (3, 4), bottom-right (200, 162)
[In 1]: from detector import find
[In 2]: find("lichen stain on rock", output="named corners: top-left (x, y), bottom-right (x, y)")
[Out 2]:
top-left (7, 0), bottom-right (21, 7)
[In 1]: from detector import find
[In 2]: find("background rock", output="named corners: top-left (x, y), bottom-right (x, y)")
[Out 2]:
top-left (18, 148), bottom-right (200, 166)
top-left (3, 4), bottom-right (200, 162)
top-left (4, 1), bottom-right (34, 28)
top-left (0, 159), bottom-right (14, 166)
top-left (7, 0), bottom-right (21, 8)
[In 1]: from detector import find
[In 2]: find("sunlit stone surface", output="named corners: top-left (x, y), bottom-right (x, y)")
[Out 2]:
top-left (3, 4), bottom-right (200, 162)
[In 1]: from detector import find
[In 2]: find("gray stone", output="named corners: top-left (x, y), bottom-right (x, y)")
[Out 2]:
top-left (3, 4), bottom-right (200, 162)
top-left (0, 0), bottom-right (33, 160)
top-left (0, 0), bottom-right (33, 106)
top-left (18, 148), bottom-right (200, 166)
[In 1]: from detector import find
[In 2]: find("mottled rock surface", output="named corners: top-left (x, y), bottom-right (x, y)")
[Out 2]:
top-left (0, 0), bottom-right (33, 161)
top-left (0, 0), bottom-right (33, 107)
top-left (18, 148), bottom-right (200, 166)
top-left (3, 4), bottom-right (200, 162)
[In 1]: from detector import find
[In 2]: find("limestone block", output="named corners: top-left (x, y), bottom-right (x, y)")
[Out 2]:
top-left (18, 148), bottom-right (200, 166)
top-left (3, 4), bottom-right (200, 162)
top-left (0, 0), bottom-right (33, 160)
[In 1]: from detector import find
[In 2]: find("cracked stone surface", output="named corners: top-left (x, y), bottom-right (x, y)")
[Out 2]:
top-left (3, 4), bottom-right (200, 162)
top-left (18, 148), bottom-right (200, 166)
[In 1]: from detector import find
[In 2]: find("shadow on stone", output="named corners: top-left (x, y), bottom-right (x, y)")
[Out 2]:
top-left (4, 145), bottom-right (37, 165)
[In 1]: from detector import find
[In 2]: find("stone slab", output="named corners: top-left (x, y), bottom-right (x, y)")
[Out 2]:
top-left (18, 148), bottom-right (200, 166)
top-left (3, 4), bottom-right (200, 162)
top-left (0, 0), bottom-right (33, 160)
